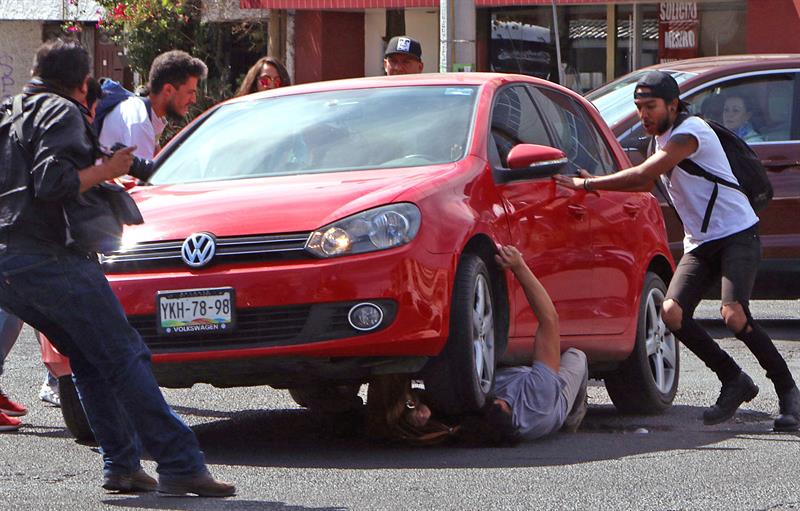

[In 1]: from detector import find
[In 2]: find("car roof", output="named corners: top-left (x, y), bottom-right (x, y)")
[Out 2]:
top-left (225, 72), bottom-right (551, 104)
top-left (646, 54), bottom-right (800, 76)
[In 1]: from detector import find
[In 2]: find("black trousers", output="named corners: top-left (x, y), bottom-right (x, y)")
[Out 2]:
top-left (666, 224), bottom-right (795, 394)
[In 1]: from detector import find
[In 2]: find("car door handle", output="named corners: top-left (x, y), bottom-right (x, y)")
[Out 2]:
top-left (567, 204), bottom-right (587, 218)
top-left (763, 159), bottom-right (800, 169)
top-left (623, 202), bottom-right (641, 217)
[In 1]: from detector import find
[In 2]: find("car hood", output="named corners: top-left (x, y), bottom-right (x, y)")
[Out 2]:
top-left (123, 165), bottom-right (456, 242)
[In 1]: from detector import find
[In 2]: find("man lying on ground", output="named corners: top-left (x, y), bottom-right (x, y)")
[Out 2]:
top-left (477, 245), bottom-right (590, 444)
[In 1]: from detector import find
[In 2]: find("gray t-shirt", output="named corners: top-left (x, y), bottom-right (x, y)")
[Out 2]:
top-left (492, 361), bottom-right (568, 440)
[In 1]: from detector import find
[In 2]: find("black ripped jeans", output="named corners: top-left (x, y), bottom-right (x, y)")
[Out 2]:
top-left (666, 224), bottom-right (795, 394)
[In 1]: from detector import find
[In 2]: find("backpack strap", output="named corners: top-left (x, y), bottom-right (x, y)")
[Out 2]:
top-left (11, 94), bottom-right (32, 163)
top-left (141, 96), bottom-right (153, 121)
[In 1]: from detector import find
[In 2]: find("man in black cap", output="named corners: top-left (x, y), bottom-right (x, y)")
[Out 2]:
top-left (384, 36), bottom-right (423, 76)
top-left (554, 70), bottom-right (800, 432)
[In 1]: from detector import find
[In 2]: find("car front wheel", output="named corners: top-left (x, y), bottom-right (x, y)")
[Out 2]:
top-left (425, 253), bottom-right (499, 414)
top-left (605, 272), bottom-right (679, 414)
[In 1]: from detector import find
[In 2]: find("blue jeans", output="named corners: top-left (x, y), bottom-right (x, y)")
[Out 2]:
top-left (0, 251), bottom-right (206, 478)
top-left (0, 307), bottom-right (23, 378)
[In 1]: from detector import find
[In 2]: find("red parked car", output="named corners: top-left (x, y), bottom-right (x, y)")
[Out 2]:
top-left (588, 55), bottom-right (800, 299)
top-left (45, 73), bottom-right (676, 440)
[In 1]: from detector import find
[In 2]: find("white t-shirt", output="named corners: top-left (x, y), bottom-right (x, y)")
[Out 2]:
top-left (98, 96), bottom-right (166, 160)
top-left (656, 116), bottom-right (758, 253)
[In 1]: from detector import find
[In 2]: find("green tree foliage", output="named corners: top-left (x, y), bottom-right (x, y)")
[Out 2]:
top-left (95, 1), bottom-right (254, 137)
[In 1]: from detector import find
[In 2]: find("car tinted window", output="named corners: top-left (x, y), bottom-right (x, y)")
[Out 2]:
top-left (150, 86), bottom-right (478, 184)
top-left (530, 86), bottom-right (619, 175)
top-left (489, 85), bottom-right (551, 167)
top-left (684, 72), bottom-right (796, 143)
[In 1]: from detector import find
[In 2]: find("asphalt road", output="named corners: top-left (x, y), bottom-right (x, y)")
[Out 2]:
top-left (0, 300), bottom-right (798, 510)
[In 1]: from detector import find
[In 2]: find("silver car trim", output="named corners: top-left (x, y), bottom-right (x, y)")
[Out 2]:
top-left (101, 232), bottom-right (312, 265)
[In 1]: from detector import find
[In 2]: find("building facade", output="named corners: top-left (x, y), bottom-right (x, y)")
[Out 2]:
top-left (0, 0), bottom-right (120, 101)
top-left (241, 0), bottom-right (800, 92)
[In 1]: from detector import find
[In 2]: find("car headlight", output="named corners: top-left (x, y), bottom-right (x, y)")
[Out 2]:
top-left (306, 203), bottom-right (421, 258)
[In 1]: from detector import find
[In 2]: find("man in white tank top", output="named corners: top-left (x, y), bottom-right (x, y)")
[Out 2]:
top-left (554, 71), bottom-right (798, 432)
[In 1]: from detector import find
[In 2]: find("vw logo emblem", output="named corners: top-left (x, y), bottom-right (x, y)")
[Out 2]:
top-left (181, 232), bottom-right (216, 268)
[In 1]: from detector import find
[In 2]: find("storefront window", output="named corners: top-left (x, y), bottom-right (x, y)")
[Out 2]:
top-left (487, 1), bottom-right (747, 93)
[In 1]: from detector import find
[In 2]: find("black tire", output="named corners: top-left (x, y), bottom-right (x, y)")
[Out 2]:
top-left (57, 376), bottom-right (95, 442)
top-left (425, 253), bottom-right (502, 415)
top-left (288, 384), bottom-right (363, 413)
top-left (605, 272), bottom-right (680, 414)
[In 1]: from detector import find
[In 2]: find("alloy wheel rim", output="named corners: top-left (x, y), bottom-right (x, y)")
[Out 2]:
top-left (472, 274), bottom-right (495, 394)
top-left (644, 287), bottom-right (677, 394)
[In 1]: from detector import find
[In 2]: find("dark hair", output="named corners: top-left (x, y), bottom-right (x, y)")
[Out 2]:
top-left (235, 57), bottom-right (291, 97)
top-left (148, 50), bottom-right (208, 94)
top-left (32, 38), bottom-right (89, 91)
top-left (456, 401), bottom-right (521, 447)
top-left (86, 77), bottom-right (103, 109)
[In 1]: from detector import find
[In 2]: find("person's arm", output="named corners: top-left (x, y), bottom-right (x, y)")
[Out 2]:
top-left (495, 245), bottom-right (560, 373)
top-left (77, 147), bottom-right (136, 192)
top-left (552, 134), bottom-right (699, 192)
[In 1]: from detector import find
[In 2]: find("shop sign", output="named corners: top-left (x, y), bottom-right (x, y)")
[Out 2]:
top-left (658, 2), bottom-right (699, 63)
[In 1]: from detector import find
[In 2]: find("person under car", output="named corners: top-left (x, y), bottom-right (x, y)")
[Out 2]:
top-left (553, 70), bottom-right (800, 432)
top-left (367, 245), bottom-right (589, 446)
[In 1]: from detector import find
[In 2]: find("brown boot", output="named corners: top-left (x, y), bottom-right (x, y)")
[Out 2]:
top-left (157, 471), bottom-right (236, 497)
top-left (103, 469), bottom-right (158, 493)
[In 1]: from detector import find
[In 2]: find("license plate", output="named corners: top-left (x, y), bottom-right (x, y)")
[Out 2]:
top-left (156, 287), bottom-right (235, 335)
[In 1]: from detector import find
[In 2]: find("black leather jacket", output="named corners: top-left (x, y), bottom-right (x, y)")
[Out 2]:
top-left (0, 80), bottom-right (93, 254)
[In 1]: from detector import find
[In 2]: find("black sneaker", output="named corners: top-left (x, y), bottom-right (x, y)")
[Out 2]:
top-left (774, 386), bottom-right (800, 432)
top-left (702, 372), bottom-right (759, 425)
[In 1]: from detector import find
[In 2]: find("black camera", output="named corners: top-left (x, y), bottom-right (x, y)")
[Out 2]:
top-left (103, 143), bottom-right (156, 182)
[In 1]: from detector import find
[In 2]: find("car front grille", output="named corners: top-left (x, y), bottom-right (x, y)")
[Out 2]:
top-left (129, 300), bottom-right (397, 352)
top-left (101, 232), bottom-right (312, 272)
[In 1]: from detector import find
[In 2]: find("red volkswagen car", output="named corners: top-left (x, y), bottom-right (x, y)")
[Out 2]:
top-left (47, 73), bottom-right (676, 439)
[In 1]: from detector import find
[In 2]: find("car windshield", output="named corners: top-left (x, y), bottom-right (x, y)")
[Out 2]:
top-left (150, 85), bottom-right (479, 184)
top-left (586, 70), bottom-right (695, 127)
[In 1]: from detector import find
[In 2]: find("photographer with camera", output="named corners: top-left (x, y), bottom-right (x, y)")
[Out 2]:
top-left (98, 50), bottom-right (207, 162)
top-left (0, 39), bottom-right (234, 497)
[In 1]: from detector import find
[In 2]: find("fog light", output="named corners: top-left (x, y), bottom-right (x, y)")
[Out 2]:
top-left (348, 302), bottom-right (384, 332)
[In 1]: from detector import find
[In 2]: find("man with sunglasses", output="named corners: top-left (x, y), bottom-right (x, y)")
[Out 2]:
top-left (99, 50), bottom-right (207, 160)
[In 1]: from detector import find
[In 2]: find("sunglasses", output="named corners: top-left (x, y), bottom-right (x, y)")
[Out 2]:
top-left (259, 75), bottom-right (281, 88)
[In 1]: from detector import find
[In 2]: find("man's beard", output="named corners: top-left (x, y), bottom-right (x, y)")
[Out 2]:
top-left (165, 101), bottom-right (184, 120)
top-left (655, 115), bottom-right (672, 135)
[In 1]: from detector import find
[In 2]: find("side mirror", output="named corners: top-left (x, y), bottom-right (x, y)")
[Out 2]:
top-left (497, 144), bottom-right (568, 184)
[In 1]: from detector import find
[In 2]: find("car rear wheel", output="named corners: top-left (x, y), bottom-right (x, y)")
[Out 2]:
top-left (57, 376), bottom-right (95, 442)
top-left (425, 253), bottom-right (498, 415)
top-left (605, 272), bottom-right (679, 414)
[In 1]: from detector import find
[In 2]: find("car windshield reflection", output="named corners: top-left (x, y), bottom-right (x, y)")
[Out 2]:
top-left (151, 86), bottom-right (479, 185)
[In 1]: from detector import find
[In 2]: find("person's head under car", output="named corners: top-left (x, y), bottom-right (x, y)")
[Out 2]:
top-left (633, 71), bottom-right (688, 136)
top-left (236, 57), bottom-right (291, 97)
top-left (384, 36), bottom-right (423, 76)
top-left (146, 50), bottom-right (208, 119)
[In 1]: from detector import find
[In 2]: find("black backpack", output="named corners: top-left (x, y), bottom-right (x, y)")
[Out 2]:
top-left (0, 95), bottom-right (33, 227)
top-left (653, 113), bottom-right (773, 233)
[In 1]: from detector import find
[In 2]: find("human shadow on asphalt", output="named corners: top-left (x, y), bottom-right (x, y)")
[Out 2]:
top-left (173, 403), bottom-right (799, 470)
top-left (104, 496), bottom-right (344, 511)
